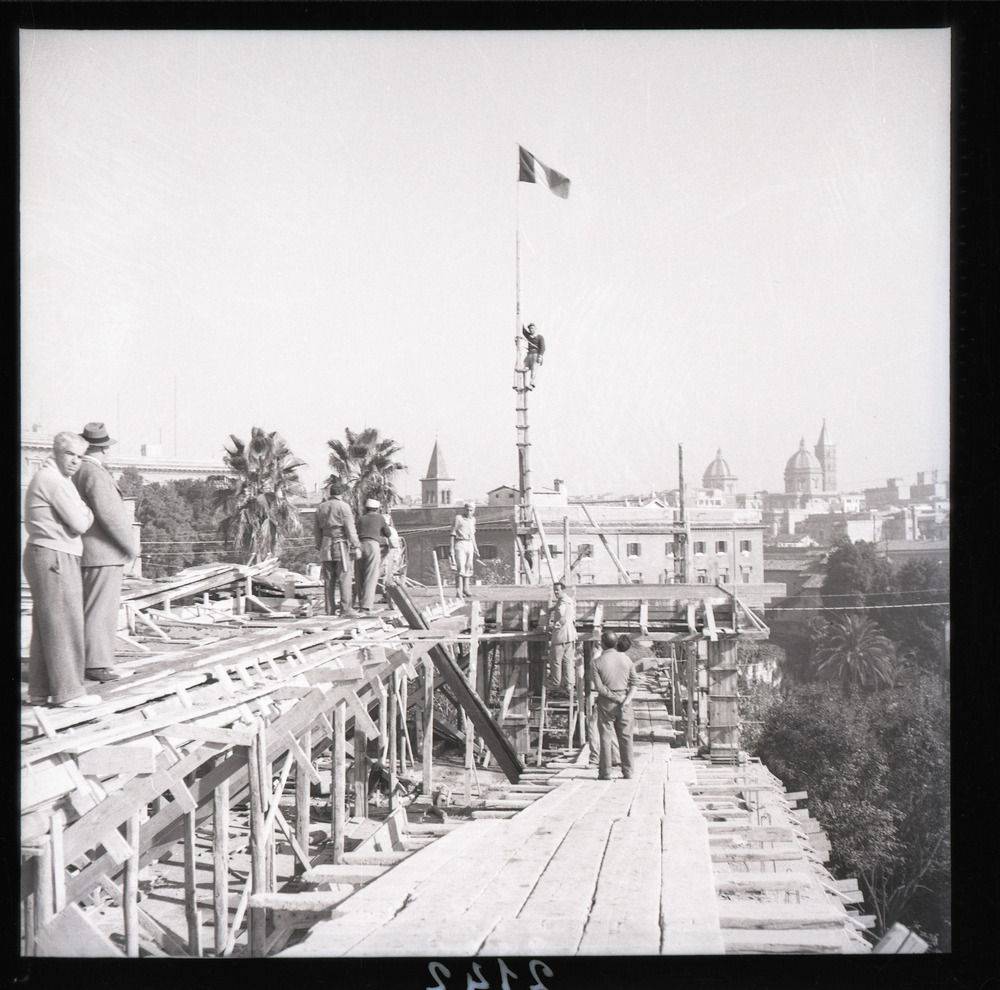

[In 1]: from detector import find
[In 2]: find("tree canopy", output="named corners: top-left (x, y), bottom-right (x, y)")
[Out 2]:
top-left (753, 689), bottom-right (950, 948)
top-left (810, 612), bottom-right (898, 693)
top-left (215, 428), bottom-right (306, 564)
top-left (326, 427), bottom-right (406, 516)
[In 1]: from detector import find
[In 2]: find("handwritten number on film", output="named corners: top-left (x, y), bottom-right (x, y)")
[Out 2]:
top-left (426, 959), bottom-right (552, 990)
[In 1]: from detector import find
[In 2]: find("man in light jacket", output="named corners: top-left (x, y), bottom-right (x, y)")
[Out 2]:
top-left (23, 431), bottom-right (100, 707)
top-left (72, 422), bottom-right (139, 682)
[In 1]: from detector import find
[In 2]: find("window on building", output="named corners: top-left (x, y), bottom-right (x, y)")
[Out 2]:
top-left (547, 544), bottom-right (560, 557)
top-left (742, 569), bottom-right (751, 583)
top-left (479, 544), bottom-right (498, 560)
top-left (740, 539), bottom-right (752, 553)
top-left (716, 540), bottom-right (727, 553)
top-left (577, 543), bottom-right (593, 558)
top-left (720, 572), bottom-right (729, 584)
top-left (509, 491), bottom-right (516, 500)
top-left (696, 570), bottom-right (708, 584)
top-left (435, 545), bottom-right (450, 560)
top-left (629, 573), bottom-right (642, 584)
top-left (442, 490), bottom-right (451, 504)
top-left (665, 542), bottom-right (674, 555)
top-left (693, 541), bottom-right (706, 554)
top-left (627, 542), bottom-right (641, 557)
top-left (426, 491), bottom-right (436, 505)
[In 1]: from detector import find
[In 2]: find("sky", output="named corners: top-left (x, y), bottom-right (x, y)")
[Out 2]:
top-left (20, 28), bottom-right (950, 500)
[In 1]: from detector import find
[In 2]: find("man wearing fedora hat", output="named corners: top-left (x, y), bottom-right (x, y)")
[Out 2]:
top-left (72, 422), bottom-right (140, 682)
top-left (356, 497), bottom-right (393, 612)
top-left (314, 478), bottom-right (362, 617)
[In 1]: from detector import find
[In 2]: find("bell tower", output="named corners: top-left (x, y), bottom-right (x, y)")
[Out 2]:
top-left (421, 440), bottom-right (454, 506)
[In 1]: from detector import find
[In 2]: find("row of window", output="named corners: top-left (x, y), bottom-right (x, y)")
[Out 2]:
top-left (433, 540), bottom-right (753, 563)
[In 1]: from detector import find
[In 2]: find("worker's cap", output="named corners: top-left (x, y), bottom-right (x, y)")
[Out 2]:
top-left (80, 422), bottom-right (117, 448)
top-left (365, 498), bottom-right (381, 509)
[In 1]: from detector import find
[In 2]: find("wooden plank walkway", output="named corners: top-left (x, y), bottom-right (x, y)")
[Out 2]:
top-left (282, 747), bottom-right (723, 957)
top-left (281, 744), bottom-right (869, 958)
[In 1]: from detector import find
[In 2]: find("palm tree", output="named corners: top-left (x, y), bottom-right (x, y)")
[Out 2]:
top-left (215, 427), bottom-right (307, 564)
top-left (326, 427), bottom-right (406, 515)
top-left (811, 612), bottom-right (898, 693)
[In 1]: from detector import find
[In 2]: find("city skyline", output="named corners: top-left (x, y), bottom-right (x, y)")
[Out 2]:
top-left (20, 30), bottom-right (950, 501)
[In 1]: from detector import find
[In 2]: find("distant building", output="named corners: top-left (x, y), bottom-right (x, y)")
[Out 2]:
top-left (796, 511), bottom-right (883, 545)
top-left (864, 477), bottom-right (912, 510)
top-left (420, 440), bottom-right (454, 507)
top-left (702, 448), bottom-right (738, 494)
top-left (814, 419), bottom-right (837, 492)
top-left (784, 437), bottom-right (825, 496)
top-left (394, 444), bottom-right (767, 588)
top-left (21, 428), bottom-right (231, 498)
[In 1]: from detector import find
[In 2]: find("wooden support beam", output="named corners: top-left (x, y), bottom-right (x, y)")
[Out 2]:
top-left (579, 503), bottom-right (632, 583)
top-left (183, 802), bottom-right (203, 956)
top-left (300, 863), bottom-right (389, 885)
top-left (294, 728), bottom-right (312, 878)
top-left (213, 777), bottom-right (230, 955)
top-left (423, 658), bottom-right (434, 795)
top-left (388, 670), bottom-right (399, 811)
top-left (466, 600), bottom-right (480, 806)
top-left (332, 701), bottom-right (347, 865)
top-left (247, 735), bottom-right (268, 958)
top-left (123, 813), bottom-right (140, 957)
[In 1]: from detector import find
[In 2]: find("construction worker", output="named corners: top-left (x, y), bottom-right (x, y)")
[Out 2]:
top-left (314, 479), bottom-right (361, 616)
top-left (592, 630), bottom-right (639, 780)
top-left (545, 581), bottom-right (577, 696)
top-left (521, 323), bottom-right (545, 388)
top-left (356, 498), bottom-right (392, 612)
top-left (449, 501), bottom-right (479, 597)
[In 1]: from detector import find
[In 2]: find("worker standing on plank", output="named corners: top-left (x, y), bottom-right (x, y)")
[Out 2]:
top-left (545, 581), bottom-right (577, 697)
top-left (23, 431), bottom-right (101, 708)
top-left (72, 422), bottom-right (140, 683)
top-left (356, 498), bottom-right (392, 612)
top-left (449, 501), bottom-right (479, 598)
top-left (314, 478), bottom-right (361, 617)
top-left (592, 630), bottom-right (639, 780)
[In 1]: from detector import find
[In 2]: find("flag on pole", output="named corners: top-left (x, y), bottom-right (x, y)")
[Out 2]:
top-left (518, 146), bottom-right (570, 199)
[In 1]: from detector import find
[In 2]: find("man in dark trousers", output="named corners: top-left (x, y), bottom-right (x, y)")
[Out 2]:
top-left (72, 422), bottom-right (140, 682)
top-left (356, 497), bottom-right (392, 612)
top-left (592, 630), bottom-right (639, 780)
top-left (521, 323), bottom-right (545, 389)
top-left (314, 479), bottom-right (361, 616)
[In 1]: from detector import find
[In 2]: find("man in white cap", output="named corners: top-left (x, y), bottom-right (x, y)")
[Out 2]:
top-left (356, 497), bottom-right (392, 612)
top-left (449, 501), bottom-right (479, 597)
top-left (72, 422), bottom-right (139, 682)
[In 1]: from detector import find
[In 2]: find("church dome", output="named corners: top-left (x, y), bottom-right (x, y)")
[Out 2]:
top-left (785, 438), bottom-right (821, 474)
top-left (702, 448), bottom-right (737, 493)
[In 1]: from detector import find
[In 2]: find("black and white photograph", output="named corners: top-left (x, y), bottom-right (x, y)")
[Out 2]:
top-left (17, 8), bottom-right (962, 970)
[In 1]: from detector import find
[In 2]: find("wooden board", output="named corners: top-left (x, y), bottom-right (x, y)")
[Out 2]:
top-left (33, 902), bottom-right (125, 957)
top-left (578, 815), bottom-right (661, 955)
top-left (660, 781), bottom-right (725, 955)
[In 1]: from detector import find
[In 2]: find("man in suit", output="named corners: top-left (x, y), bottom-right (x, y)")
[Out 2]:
top-left (72, 422), bottom-right (139, 682)
top-left (314, 479), bottom-right (361, 616)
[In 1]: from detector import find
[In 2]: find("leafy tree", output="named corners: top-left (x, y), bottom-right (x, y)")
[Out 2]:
top-left (116, 465), bottom-right (144, 499)
top-left (214, 428), bottom-right (306, 564)
top-left (326, 427), bottom-right (406, 516)
top-left (752, 690), bottom-right (950, 948)
top-left (821, 537), bottom-right (896, 609)
top-left (135, 482), bottom-right (200, 578)
top-left (881, 558), bottom-right (950, 683)
top-left (810, 612), bottom-right (898, 693)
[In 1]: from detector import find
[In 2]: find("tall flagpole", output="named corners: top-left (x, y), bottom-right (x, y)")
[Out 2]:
top-left (514, 152), bottom-right (533, 584)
